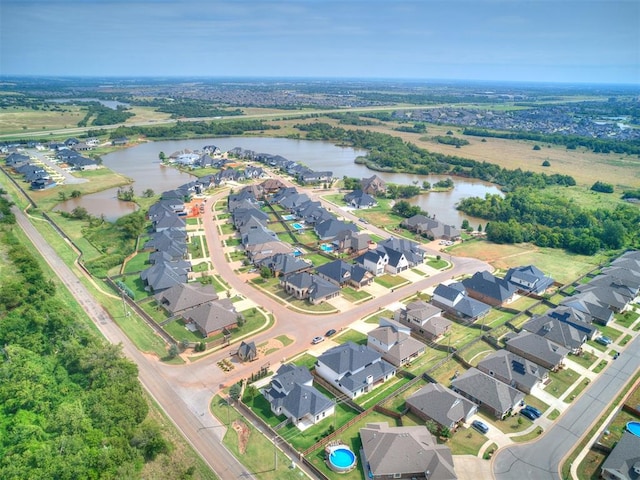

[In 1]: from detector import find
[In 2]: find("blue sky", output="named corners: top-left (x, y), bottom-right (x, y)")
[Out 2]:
top-left (1, 0), bottom-right (638, 84)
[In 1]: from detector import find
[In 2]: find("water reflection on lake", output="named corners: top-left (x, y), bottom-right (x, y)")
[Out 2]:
top-left (59, 136), bottom-right (501, 226)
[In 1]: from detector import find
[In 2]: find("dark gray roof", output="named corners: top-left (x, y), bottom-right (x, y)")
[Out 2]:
top-left (318, 342), bottom-right (381, 375)
top-left (451, 368), bottom-right (524, 415)
top-left (462, 271), bottom-right (517, 303)
top-left (505, 265), bottom-right (554, 293)
top-left (477, 350), bottom-right (549, 391)
top-left (522, 314), bottom-right (589, 350)
top-left (270, 364), bottom-right (313, 394)
top-left (257, 253), bottom-right (311, 275)
top-left (600, 431), bottom-right (640, 479)
top-left (505, 331), bottom-right (569, 367)
top-left (154, 282), bottom-right (218, 314)
top-left (276, 383), bottom-right (335, 419)
top-left (406, 383), bottom-right (478, 428)
top-left (360, 422), bottom-right (457, 480)
top-left (316, 260), bottom-right (353, 285)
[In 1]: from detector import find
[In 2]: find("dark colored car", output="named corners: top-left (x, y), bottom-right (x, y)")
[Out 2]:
top-left (325, 329), bottom-right (337, 337)
top-left (596, 336), bottom-right (613, 346)
top-left (524, 405), bottom-right (542, 418)
top-left (520, 408), bottom-right (537, 421)
top-left (471, 420), bottom-right (489, 434)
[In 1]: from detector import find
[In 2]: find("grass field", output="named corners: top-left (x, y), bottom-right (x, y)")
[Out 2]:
top-left (448, 239), bottom-right (605, 285)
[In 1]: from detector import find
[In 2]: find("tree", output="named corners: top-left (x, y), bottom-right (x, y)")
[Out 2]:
top-left (461, 219), bottom-right (470, 230)
top-left (158, 151), bottom-right (166, 161)
top-left (533, 144), bottom-right (541, 151)
top-left (142, 188), bottom-right (155, 198)
top-left (168, 344), bottom-right (179, 358)
top-left (58, 191), bottom-right (67, 201)
top-left (229, 382), bottom-right (242, 402)
top-left (541, 160), bottom-right (551, 167)
top-left (477, 224), bottom-right (483, 232)
top-left (70, 190), bottom-right (81, 198)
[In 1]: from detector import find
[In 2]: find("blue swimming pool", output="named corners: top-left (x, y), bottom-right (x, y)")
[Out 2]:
top-left (627, 421), bottom-right (640, 438)
top-left (327, 446), bottom-right (356, 473)
top-left (292, 223), bottom-right (304, 230)
top-left (320, 244), bottom-right (334, 252)
top-left (282, 214), bottom-right (296, 221)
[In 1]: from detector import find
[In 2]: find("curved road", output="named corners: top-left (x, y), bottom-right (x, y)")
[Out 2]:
top-left (12, 182), bottom-right (491, 479)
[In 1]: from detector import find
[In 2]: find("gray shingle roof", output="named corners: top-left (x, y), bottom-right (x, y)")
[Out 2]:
top-left (451, 368), bottom-right (524, 415)
top-left (360, 422), bottom-right (457, 480)
top-left (406, 383), bottom-right (478, 429)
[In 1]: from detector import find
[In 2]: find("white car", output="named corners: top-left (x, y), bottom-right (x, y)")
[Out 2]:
top-left (312, 336), bottom-right (325, 345)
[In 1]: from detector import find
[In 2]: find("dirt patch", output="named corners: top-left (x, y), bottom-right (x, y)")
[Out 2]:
top-left (232, 419), bottom-right (250, 454)
top-left (258, 338), bottom-right (284, 356)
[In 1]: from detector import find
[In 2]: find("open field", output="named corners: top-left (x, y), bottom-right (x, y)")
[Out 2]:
top-left (448, 239), bottom-right (605, 284)
top-left (303, 117), bottom-right (640, 189)
top-left (0, 105), bottom-right (87, 134)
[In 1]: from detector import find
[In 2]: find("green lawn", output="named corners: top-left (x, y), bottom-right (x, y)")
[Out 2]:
top-left (426, 258), bottom-right (448, 269)
top-left (404, 348), bottom-right (449, 374)
top-left (598, 324), bottom-right (624, 342)
top-left (374, 274), bottom-right (409, 289)
top-left (120, 274), bottom-right (150, 301)
top-left (569, 351), bottom-right (597, 370)
top-left (481, 309), bottom-right (516, 329)
top-left (510, 296), bottom-right (540, 312)
top-left (430, 357), bottom-right (468, 386)
top-left (448, 425), bottom-right (489, 456)
top-left (356, 375), bottom-right (412, 410)
top-left (615, 310), bottom-right (639, 328)
top-left (291, 353), bottom-right (318, 370)
top-left (545, 368), bottom-right (580, 399)
top-left (441, 323), bottom-right (482, 350)
top-left (458, 340), bottom-right (498, 366)
top-left (364, 309), bottom-right (395, 324)
top-left (209, 396), bottom-right (303, 480)
top-left (333, 329), bottom-right (368, 346)
top-left (385, 378), bottom-right (429, 414)
top-left (340, 287), bottom-right (372, 303)
top-left (123, 251), bottom-right (150, 273)
top-left (306, 410), bottom-right (399, 480)
top-left (481, 412), bottom-right (532, 434)
top-left (164, 319), bottom-right (205, 343)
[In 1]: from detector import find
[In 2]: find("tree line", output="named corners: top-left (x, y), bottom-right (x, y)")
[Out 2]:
top-left (0, 228), bottom-right (169, 479)
top-left (295, 122), bottom-right (575, 190)
top-left (457, 189), bottom-right (640, 255)
top-left (109, 119), bottom-right (278, 140)
top-left (462, 127), bottom-right (640, 155)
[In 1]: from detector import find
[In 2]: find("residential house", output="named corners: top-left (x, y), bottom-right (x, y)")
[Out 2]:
top-left (394, 301), bottom-right (452, 341)
top-left (521, 314), bottom-right (587, 354)
top-left (354, 250), bottom-right (389, 276)
top-left (182, 298), bottom-right (240, 337)
top-left (546, 305), bottom-right (600, 339)
top-left (573, 284), bottom-right (630, 318)
top-left (504, 265), bottom-right (555, 295)
top-left (332, 230), bottom-right (371, 255)
top-left (406, 383), bottom-right (478, 432)
top-left (153, 211), bottom-right (187, 232)
top-left (315, 342), bottom-right (396, 400)
top-left (30, 178), bottom-right (57, 190)
top-left (450, 367), bottom-right (525, 419)
top-left (401, 214), bottom-right (461, 241)
top-left (360, 175), bottom-right (386, 196)
top-left (280, 272), bottom-right (340, 304)
top-left (315, 218), bottom-right (358, 241)
top-left (260, 178), bottom-right (287, 193)
top-left (343, 189), bottom-right (377, 209)
top-left (359, 422), bottom-right (457, 480)
top-left (367, 319), bottom-right (427, 367)
top-left (140, 260), bottom-right (190, 292)
top-left (263, 364), bottom-right (335, 431)
top-left (257, 253), bottom-right (312, 277)
top-left (111, 136), bottom-right (128, 146)
top-left (600, 431), bottom-right (640, 480)
top-left (431, 283), bottom-right (491, 323)
top-left (462, 271), bottom-right (517, 306)
top-left (476, 350), bottom-right (549, 394)
top-left (298, 169), bottom-right (332, 185)
top-left (378, 237), bottom-right (426, 266)
top-left (315, 260), bottom-right (374, 289)
top-left (154, 282), bottom-right (218, 315)
top-left (505, 331), bottom-right (569, 371)
top-left (238, 341), bottom-right (257, 362)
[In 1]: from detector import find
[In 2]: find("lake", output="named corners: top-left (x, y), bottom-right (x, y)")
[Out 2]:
top-left (57, 136), bottom-right (501, 226)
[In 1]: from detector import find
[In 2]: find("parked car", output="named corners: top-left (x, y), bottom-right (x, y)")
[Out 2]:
top-left (325, 329), bottom-right (337, 337)
top-left (471, 420), bottom-right (489, 434)
top-left (596, 336), bottom-right (613, 346)
top-left (523, 405), bottom-right (542, 418)
top-left (311, 336), bottom-right (325, 345)
top-left (520, 408), bottom-right (537, 421)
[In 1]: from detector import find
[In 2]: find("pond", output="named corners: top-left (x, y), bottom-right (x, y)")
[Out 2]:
top-left (57, 136), bottom-right (501, 226)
